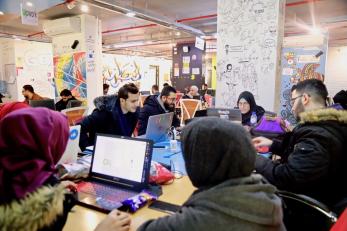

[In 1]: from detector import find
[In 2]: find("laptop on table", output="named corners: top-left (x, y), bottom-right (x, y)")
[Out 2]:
top-left (138, 112), bottom-right (174, 144)
top-left (77, 134), bottom-right (153, 212)
top-left (207, 108), bottom-right (242, 123)
top-left (29, 99), bottom-right (56, 110)
top-left (58, 125), bottom-right (81, 164)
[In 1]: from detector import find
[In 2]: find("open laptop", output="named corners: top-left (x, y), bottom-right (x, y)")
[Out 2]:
top-left (29, 99), bottom-right (56, 110)
top-left (138, 112), bottom-right (174, 143)
top-left (58, 125), bottom-right (81, 164)
top-left (77, 134), bottom-right (153, 212)
top-left (207, 108), bottom-right (242, 123)
top-left (66, 100), bottom-right (83, 108)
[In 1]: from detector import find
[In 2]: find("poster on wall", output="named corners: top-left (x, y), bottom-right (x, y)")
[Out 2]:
top-left (182, 56), bottom-right (190, 74)
top-left (279, 47), bottom-right (327, 124)
top-left (53, 52), bottom-right (87, 98)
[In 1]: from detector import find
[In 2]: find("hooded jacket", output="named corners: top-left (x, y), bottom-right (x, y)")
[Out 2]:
top-left (256, 108), bottom-right (347, 213)
top-left (138, 117), bottom-right (285, 231)
top-left (79, 95), bottom-right (139, 150)
top-left (0, 184), bottom-right (74, 231)
top-left (138, 95), bottom-right (180, 135)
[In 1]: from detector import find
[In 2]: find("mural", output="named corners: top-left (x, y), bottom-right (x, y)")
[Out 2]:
top-left (280, 47), bottom-right (327, 124)
top-left (102, 56), bottom-right (141, 90)
top-left (53, 52), bottom-right (86, 98)
top-left (216, 0), bottom-right (284, 110)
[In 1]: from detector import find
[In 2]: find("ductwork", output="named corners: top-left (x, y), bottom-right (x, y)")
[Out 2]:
top-left (80, 0), bottom-right (205, 36)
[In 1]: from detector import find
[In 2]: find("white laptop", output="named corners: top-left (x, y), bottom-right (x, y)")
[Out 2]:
top-left (58, 125), bottom-right (81, 164)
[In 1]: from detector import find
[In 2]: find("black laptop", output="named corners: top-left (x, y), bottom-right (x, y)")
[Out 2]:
top-left (76, 134), bottom-right (153, 212)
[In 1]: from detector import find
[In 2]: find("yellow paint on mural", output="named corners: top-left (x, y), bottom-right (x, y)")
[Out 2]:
top-left (211, 53), bottom-right (217, 89)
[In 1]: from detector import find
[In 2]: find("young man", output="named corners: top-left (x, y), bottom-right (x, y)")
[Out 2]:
top-left (253, 79), bottom-right (347, 214)
top-left (151, 84), bottom-right (159, 95)
top-left (103, 83), bottom-right (110, 96)
top-left (55, 89), bottom-right (78, 112)
top-left (79, 83), bottom-right (140, 151)
top-left (138, 86), bottom-right (180, 135)
top-left (22, 85), bottom-right (44, 104)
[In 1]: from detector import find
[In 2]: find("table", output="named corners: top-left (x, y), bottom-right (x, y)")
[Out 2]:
top-left (63, 176), bottom-right (195, 231)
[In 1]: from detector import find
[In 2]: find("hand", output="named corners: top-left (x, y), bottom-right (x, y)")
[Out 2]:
top-left (60, 180), bottom-right (77, 193)
top-left (252, 137), bottom-right (273, 148)
top-left (94, 210), bottom-right (131, 231)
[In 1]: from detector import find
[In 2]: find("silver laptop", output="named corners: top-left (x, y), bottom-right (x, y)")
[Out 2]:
top-left (58, 125), bottom-right (81, 164)
top-left (207, 108), bottom-right (242, 123)
top-left (138, 112), bottom-right (174, 143)
top-left (76, 134), bottom-right (153, 212)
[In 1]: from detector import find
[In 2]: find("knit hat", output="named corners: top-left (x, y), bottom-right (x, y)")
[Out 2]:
top-left (181, 117), bottom-right (256, 188)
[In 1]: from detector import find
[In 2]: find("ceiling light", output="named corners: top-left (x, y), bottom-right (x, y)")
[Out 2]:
top-left (126, 12), bottom-right (136, 17)
top-left (0, 11), bottom-right (4, 15)
top-left (26, 1), bottom-right (33, 7)
top-left (175, 31), bottom-right (181, 36)
top-left (80, 4), bottom-right (89, 12)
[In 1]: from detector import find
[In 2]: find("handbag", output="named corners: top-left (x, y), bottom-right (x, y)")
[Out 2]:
top-left (251, 115), bottom-right (290, 139)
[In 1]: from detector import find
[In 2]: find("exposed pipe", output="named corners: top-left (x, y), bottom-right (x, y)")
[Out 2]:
top-left (176, 14), bottom-right (217, 23)
top-left (102, 24), bottom-right (157, 34)
top-left (286, 0), bottom-right (323, 7)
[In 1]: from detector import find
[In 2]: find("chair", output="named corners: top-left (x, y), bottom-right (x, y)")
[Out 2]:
top-left (139, 94), bottom-right (149, 108)
top-left (175, 93), bottom-right (183, 108)
top-left (180, 99), bottom-right (201, 125)
top-left (277, 190), bottom-right (337, 231)
top-left (61, 106), bottom-right (88, 126)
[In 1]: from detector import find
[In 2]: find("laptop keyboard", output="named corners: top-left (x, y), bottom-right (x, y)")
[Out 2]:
top-left (77, 181), bottom-right (137, 204)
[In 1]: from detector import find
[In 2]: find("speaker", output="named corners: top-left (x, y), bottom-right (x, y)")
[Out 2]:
top-left (71, 40), bottom-right (79, 49)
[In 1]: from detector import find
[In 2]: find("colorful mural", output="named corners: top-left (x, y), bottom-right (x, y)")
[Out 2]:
top-left (53, 52), bottom-right (86, 98)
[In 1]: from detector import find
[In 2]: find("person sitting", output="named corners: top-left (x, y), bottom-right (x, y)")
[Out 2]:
top-left (237, 91), bottom-right (265, 126)
top-left (0, 107), bottom-right (77, 230)
top-left (183, 85), bottom-right (201, 100)
top-left (151, 84), bottom-right (160, 95)
top-left (100, 117), bottom-right (285, 231)
top-left (200, 83), bottom-right (208, 96)
top-left (0, 101), bottom-right (28, 120)
top-left (103, 83), bottom-right (110, 96)
top-left (333, 89), bottom-right (347, 110)
top-left (138, 86), bottom-right (180, 136)
top-left (22, 84), bottom-right (44, 104)
top-left (253, 79), bottom-right (347, 215)
top-left (163, 83), bottom-right (170, 88)
top-left (55, 89), bottom-right (79, 112)
top-left (79, 83), bottom-right (140, 151)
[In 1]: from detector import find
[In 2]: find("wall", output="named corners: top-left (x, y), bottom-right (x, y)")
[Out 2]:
top-left (325, 46), bottom-right (347, 97)
top-left (0, 39), bottom-right (16, 98)
top-left (102, 53), bottom-right (172, 94)
top-left (216, 0), bottom-right (285, 111)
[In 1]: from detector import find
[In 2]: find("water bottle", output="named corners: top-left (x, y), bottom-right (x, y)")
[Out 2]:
top-left (250, 112), bottom-right (257, 126)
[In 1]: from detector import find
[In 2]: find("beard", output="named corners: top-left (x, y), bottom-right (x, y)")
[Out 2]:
top-left (164, 101), bottom-right (175, 111)
top-left (293, 101), bottom-right (305, 121)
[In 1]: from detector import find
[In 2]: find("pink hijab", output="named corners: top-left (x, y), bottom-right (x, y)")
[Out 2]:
top-left (0, 108), bottom-right (69, 202)
top-left (0, 102), bottom-right (29, 120)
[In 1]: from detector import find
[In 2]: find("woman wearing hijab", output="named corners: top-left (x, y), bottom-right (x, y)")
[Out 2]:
top-left (237, 91), bottom-right (265, 126)
top-left (0, 108), bottom-right (76, 231)
top-left (99, 117), bottom-right (285, 231)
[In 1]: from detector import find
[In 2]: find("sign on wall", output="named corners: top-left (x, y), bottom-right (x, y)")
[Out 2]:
top-left (21, 3), bottom-right (38, 26)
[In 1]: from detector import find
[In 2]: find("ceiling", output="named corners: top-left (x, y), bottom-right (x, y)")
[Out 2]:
top-left (0, 0), bottom-right (346, 58)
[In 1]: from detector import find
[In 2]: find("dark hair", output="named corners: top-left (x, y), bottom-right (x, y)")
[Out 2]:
top-left (161, 86), bottom-right (176, 97)
top-left (60, 89), bottom-right (72, 97)
top-left (294, 79), bottom-right (328, 105)
top-left (163, 83), bottom-right (170, 87)
top-left (152, 85), bottom-right (159, 91)
top-left (202, 83), bottom-right (208, 87)
top-left (103, 83), bottom-right (109, 90)
top-left (118, 83), bottom-right (139, 100)
top-left (291, 84), bottom-right (297, 92)
top-left (23, 85), bottom-right (34, 93)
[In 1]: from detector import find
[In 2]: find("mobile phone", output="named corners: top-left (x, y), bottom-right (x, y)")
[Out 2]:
top-left (148, 200), bottom-right (181, 214)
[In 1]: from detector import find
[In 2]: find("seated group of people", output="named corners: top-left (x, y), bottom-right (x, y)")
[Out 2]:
top-left (0, 79), bottom-right (347, 231)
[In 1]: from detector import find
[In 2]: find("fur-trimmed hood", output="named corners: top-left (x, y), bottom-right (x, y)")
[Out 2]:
top-left (0, 184), bottom-right (68, 231)
top-left (300, 108), bottom-right (347, 124)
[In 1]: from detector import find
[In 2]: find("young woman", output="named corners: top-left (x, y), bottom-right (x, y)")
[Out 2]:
top-left (237, 91), bottom-right (265, 126)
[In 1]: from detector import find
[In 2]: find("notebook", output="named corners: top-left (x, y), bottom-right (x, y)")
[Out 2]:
top-left (58, 125), bottom-right (81, 164)
top-left (207, 108), bottom-right (242, 123)
top-left (76, 134), bottom-right (153, 212)
top-left (138, 112), bottom-right (174, 143)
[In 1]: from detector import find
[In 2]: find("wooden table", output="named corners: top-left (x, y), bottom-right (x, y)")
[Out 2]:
top-left (63, 176), bottom-right (195, 231)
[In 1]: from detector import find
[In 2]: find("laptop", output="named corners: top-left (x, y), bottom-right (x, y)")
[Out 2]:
top-left (77, 134), bottom-right (153, 212)
top-left (29, 99), bottom-right (56, 110)
top-left (207, 108), bottom-right (242, 123)
top-left (66, 100), bottom-right (82, 108)
top-left (58, 125), bottom-right (81, 164)
top-left (138, 112), bottom-right (174, 143)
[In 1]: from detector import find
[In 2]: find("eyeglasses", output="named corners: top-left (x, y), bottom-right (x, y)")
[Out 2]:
top-left (290, 95), bottom-right (303, 106)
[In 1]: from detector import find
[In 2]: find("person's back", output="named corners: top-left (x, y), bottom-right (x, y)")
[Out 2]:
top-left (137, 118), bottom-right (285, 231)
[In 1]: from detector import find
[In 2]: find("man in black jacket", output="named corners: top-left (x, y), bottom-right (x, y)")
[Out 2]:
top-left (138, 86), bottom-right (180, 135)
top-left (55, 89), bottom-right (78, 112)
top-left (253, 79), bottom-right (347, 214)
top-left (79, 83), bottom-right (140, 151)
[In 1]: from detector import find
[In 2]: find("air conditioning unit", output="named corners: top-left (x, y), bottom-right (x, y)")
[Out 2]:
top-left (43, 17), bottom-right (81, 36)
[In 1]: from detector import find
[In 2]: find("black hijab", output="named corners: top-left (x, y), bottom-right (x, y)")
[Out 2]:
top-left (237, 91), bottom-right (265, 125)
top-left (181, 117), bottom-right (256, 188)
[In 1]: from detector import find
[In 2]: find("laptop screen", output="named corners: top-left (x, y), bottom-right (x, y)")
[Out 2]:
top-left (207, 108), bottom-right (242, 122)
top-left (91, 135), bottom-right (152, 184)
